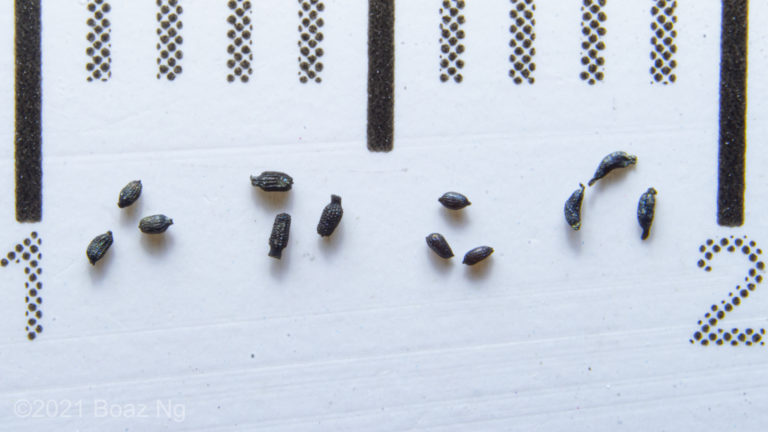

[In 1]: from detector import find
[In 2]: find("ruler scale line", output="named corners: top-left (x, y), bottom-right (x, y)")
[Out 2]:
top-left (14, 0), bottom-right (42, 222)
top-left (298, 0), bottom-right (325, 83)
top-left (650, 0), bottom-right (677, 84)
top-left (717, 0), bottom-right (749, 227)
top-left (367, 0), bottom-right (395, 152)
top-left (439, 0), bottom-right (465, 83)
top-left (508, 0), bottom-right (536, 84)
top-left (86, 0), bottom-right (112, 82)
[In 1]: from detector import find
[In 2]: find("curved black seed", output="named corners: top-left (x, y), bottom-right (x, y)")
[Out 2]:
top-left (118, 180), bottom-right (142, 208)
top-left (139, 214), bottom-right (174, 234)
top-left (587, 151), bottom-right (637, 186)
top-left (269, 213), bottom-right (291, 259)
top-left (637, 187), bottom-right (657, 240)
top-left (438, 192), bottom-right (471, 210)
top-left (426, 233), bottom-right (454, 259)
top-left (564, 183), bottom-right (585, 230)
top-left (250, 171), bottom-right (294, 191)
top-left (87, 231), bottom-right (113, 265)
top-left (463, 246), bottom-right (494, 265)
top-left (317, 195), bottom-right (343, 237)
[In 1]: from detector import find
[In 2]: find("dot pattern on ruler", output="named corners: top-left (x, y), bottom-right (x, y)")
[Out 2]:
top-left (227, 0), bottom-right (253, 83)
top-left (1, 232), bottom-right (43, 341)
top-left (579, 0), bottom-right (607, 85)
top-left (439, 0), bottom-right (466, 83)
top-left (85, 0), bottom-right (111, 82)
top-left (298, 0), bottom-right (325, 84)
top-left (156, 0), bottom-right (183, 81)
top-left (650, 0), bottom-right (677, 84)
top-left (508, 0), bottom-right (535, 84)
top-left (692, 235), bottom-right (765, 346)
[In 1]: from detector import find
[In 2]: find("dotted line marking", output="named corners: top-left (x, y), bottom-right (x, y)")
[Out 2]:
top-left (86, 0), bottom-right (111, 82)
top-left (439, 0), bottom-right (466, 83)
top-left (298, 0), bottom-right (325, 83)
top-left (508, 0), bottom-right (535, 84)
top-left (650, 0), bottom-right (677, 84)
top-left (156, 0), bottom-right (183, 81)
top-left (579, 0), bottom-right (606, 85)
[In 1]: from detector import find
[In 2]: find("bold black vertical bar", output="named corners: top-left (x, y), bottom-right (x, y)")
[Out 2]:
top-left (14, 0), bottom-right (42, 222)
top-left (717, 0), bottom-right (748, 226)
top-left (367, 0), bottom-right (395, 152)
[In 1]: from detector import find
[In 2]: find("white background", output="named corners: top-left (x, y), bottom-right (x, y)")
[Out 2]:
top-left (0, 0), bottom-right (768, 430)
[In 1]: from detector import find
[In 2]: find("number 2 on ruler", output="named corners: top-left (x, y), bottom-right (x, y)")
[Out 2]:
top-left (692, 235), bottom-right (766, 346)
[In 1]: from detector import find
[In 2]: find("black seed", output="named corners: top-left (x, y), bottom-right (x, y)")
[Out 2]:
top-left (317, 195), bottom-right (343, 237)
top-left (250, 171), bottom-right (294, 191)
top-left (438, 192), bottom-right (471, 210)
top-left (118, 180), bottom-right (142, 208)
top-left (587, 151), bottom-right (637, 186)
top-left (87, 231), bottom-right (113, 265)
top-left (463, 246), bottom-right (494, 265)
top-left (564, 183), bottom-right (585, 230)
top-left (426, 233), bottom-right (454, 259)
top-left (139, 214), bottom-right (174, 234)
top-left (637, 187), bottom-right (657, 240)
top-left (269, 213), bottom-right (291, 259)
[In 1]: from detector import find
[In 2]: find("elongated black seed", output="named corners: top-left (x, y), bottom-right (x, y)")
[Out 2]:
top-left (317, 195), bottom-right (343, 237)
top-left (637, 187), bottom-right (657, 240)
top-left (438, 192), bottom-right (471, 210)
top-left (250, 171), bottom-right (294, 191)
top-left (139, 214), bottom-right (174, 234)
top-left (269, 213), bottom-right (291, 259)
top-left (426, 233), bottom-right (454, 259)
top-left (87, 231), bottom-right (113, 265)
top-left (463, 246), bottom-right (493, 265)
top-left (118, 180), bottom-right (142, 208)
top-left (588, 151), bottom-right (637, 186)
top-left (564, 183), bottom-right (585, 230)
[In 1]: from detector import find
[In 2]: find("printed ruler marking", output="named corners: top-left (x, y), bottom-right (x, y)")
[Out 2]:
top-left (579, 0), bottom-right (606, 84)
top-left (367, 0), bottom-right (395, 152)
top-left (1, 233), bottom-right (43, 341)
top-left (298, 0), bottom-right (325, 83)
top-left (226, 0), bottom-right (253, 83)
top-left (14, 0), bottom-right (42, 222)
top-left (509, 0), bottom-right (536, 84)
top-left (86, 0), bottom-right (112, 82)
top-left (156, 0), bottom-right (184, 80)
top-left (650, 0), bottom-right (677, 84)
top-left (439, 0), bottom-right (466, 83)
top-left (717, 0), bottom-right (748, 227)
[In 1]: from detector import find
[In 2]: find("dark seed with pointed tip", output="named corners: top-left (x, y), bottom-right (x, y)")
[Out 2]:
top-left (564, 183), bottom-right (585, 230)
top-left (139, 214), bottom-right (174, 234)
top-left (118, 180), bottom-right (142, 208)
top-left (317, 195), bottom-right (343, 237)
top-left (637, 187), bottom-right (657, 240)
top-left (438, 192), bottom-right (471, 210)
top-left (587, 151), bottom-right (637, 186)
top-left (426, 233), bottom-right (454, 259)
top-left (463, 246), bottom-right (494, 265)
top-left (250, 171), bottom-right (294, 191)
top-left (269, 213), bottom-right (291, 259)
top-left (87, 231), bottom-right (113, 265)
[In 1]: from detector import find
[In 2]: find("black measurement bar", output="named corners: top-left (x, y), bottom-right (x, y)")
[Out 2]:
top-left (717, 0), bottom-right (748, 227)
top-left (14, 0), bottom-right (43, 222)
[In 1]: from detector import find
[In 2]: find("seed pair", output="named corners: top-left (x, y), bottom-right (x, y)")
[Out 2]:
top-left (87, 180), bottom-right (174, 265)
top-left (428, 192), bottom-right (494, 266)
top-left (426, 233), bottom-right (494, 265)
top-left (564, 152), bottom-right (657, 240)
top-left (253, 171), bottom-right (344, 259)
